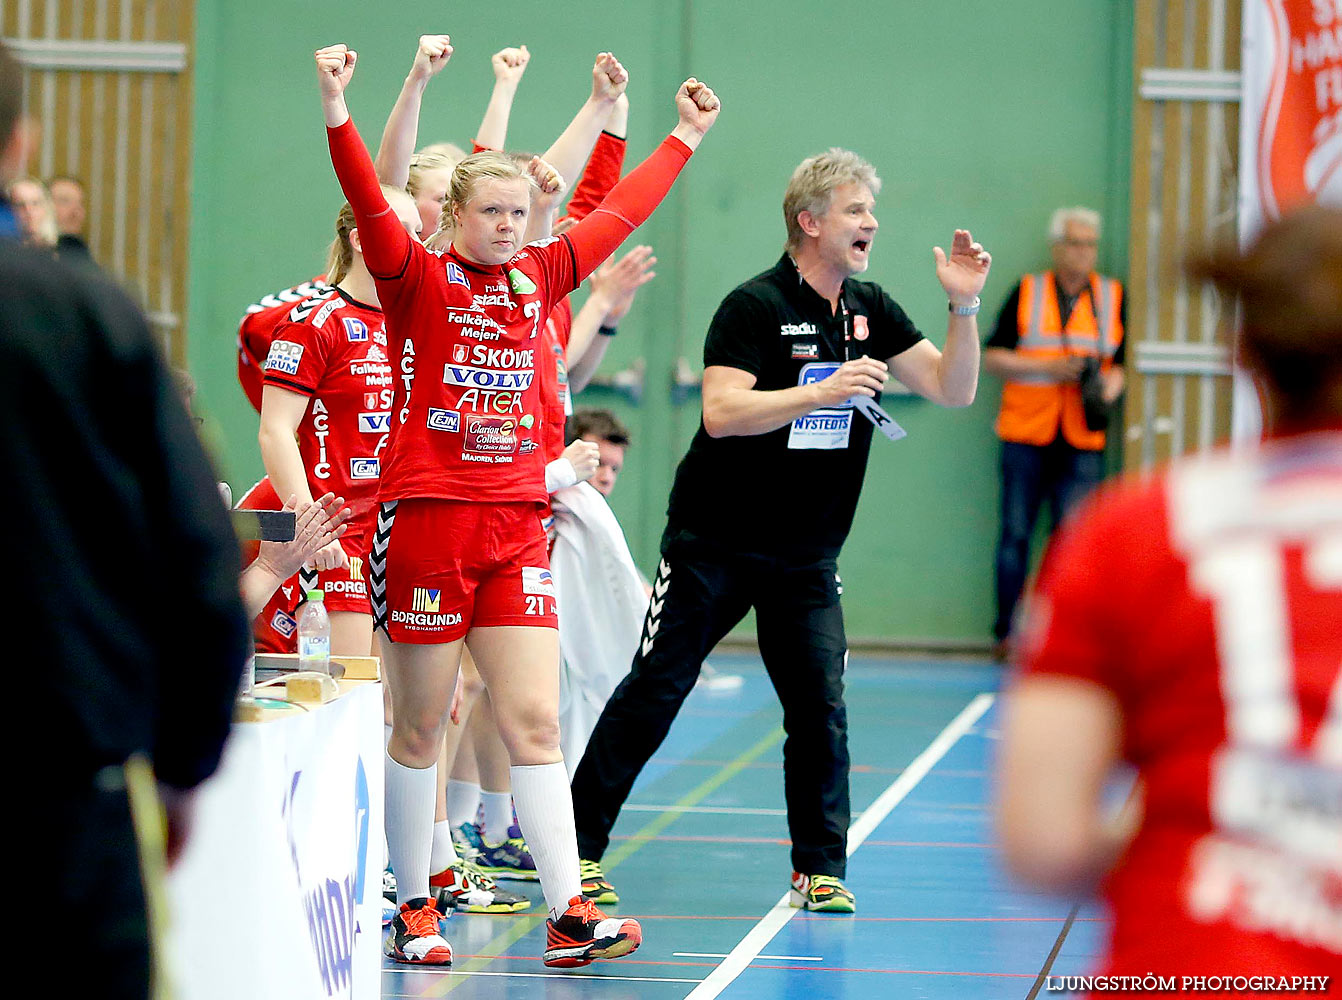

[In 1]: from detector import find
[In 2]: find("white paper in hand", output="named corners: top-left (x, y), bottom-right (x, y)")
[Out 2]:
top-left (851, 395), bottom-right (907, 442)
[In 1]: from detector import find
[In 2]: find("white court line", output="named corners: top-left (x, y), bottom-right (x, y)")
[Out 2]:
top-left (382, 967), bottom-right (702, 984)
top-left (622, 804), bottom-right (789, 816)
top-left (682, 692), bottom-right (996, 1000)
top-left (675, 952), bottom-right (823, 962)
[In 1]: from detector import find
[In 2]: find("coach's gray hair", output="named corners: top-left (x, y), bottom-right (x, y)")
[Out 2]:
top-left (1048, 207), bottom-right (1102, 243)
top-left (782, 149), bottom-right (881, 252)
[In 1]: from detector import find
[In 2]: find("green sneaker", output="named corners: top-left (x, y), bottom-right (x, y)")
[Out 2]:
top-left (429, 857), bottom-right (532, 914)
top-left (579, 858), bottom-right (619, 905)
top-left (788, 872), bottom-right (856, 912)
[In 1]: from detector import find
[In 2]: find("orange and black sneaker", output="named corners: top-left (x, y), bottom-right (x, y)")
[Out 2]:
top-left (789, 872), bottom-right (856, 912)
top-left (384, 897), bottom-right (453, 965)
top-left (542, 894), bottom-right (642, 968)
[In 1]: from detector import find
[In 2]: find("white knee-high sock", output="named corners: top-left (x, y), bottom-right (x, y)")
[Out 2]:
top-left (446, 779), bottom-right (482, 829)
top-left (510, 762), bottom-right (582, 918)
top-left (481, 791), bottom-right (513, 844)
top-left (429, 820), bottom-right (459, 875)
top-left (385, 752), bottom-right (437, 904)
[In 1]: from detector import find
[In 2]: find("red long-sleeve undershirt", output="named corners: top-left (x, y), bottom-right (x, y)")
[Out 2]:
top-left (562, 130), bottom-right (626, 224)
top-left (325, 118), bottom-right (688, 292)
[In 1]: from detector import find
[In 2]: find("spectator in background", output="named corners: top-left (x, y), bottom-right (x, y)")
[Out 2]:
top-left (0, 38), bottom-right (249, 1000)
top-left (8, 174), bottom-right (57, 249)
top-left (983, 207), bottom-right (1126, 658)
top-left (998, 204), bottom-right (1342, 983)
top-left (48, 174), bottom-right (94, 263)
top-left (567, 407), bottom-right (629, 498)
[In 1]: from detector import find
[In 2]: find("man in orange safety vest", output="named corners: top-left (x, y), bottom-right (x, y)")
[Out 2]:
top-left (983, 207), bottom-right (1126, 657)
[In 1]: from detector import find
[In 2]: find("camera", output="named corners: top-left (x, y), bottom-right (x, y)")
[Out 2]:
top-left (1078, 357), bottom-right (1110, 431)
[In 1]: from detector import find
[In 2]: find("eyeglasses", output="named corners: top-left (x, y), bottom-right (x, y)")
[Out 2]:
top-left (1061, 238), bottom-right (1099, 249)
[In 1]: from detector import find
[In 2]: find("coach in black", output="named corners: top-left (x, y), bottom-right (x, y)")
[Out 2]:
top-left (571, 149), bottom-right (991, 911)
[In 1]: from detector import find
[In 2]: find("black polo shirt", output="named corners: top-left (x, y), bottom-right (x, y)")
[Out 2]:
top-left (665, 254), bottom-right (924, 559)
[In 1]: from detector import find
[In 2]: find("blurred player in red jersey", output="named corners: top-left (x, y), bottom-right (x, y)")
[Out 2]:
top-left (251, 189), bottom-right (421, 657)
top-left (315, 38), bottom-right (719, 967)
top-left (998, 205), bottom-right (1342, 989)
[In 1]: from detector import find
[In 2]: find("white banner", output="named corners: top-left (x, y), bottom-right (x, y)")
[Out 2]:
top-left (1236, 0), bottom-right (1342, 440)
top-left (167, 683), bottom-right (384, 1000)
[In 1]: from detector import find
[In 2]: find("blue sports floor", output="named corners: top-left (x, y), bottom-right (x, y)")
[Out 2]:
top-left (382, 653), bottom-right (1109, 999)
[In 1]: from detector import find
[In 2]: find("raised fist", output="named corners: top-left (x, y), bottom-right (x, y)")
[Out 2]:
top-left (315, 43), bottom-right (357, 98)
top-left (676, 77), bottom-right (721, 135)
top-left (527, 156), bottom-right (566, 199)
top-left (411, 35), bottom-right (453, 81)
top-left (492, 45), bottom-right (530, 85)
top-left (562, 439), bottom-right (601, 483)
top-left (592, 52), bottom-right (629, 102)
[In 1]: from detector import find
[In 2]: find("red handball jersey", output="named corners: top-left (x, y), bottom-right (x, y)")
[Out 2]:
top-left (261, 288), bottom-right (392, 546)
top-left (326, 118), bottom-right (691, 507)
top-left (235, 478), bottom-right (300, 653)
top-left (561, 130), bottom-right (627, 226)
top-left (539, 130), bottom-right (623, 464)
top-left (1019, 428), bottom-right (1342, 979)
top-left (236, 276), bottom-right (331, 412)
top-left (539, 301), bottom-right (573, 463)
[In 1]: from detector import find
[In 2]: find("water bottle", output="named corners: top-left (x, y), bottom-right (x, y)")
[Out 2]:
top-left (297, 590), bottom-right (331, 675)
top-left (238, 653), bottom-right (255, 699)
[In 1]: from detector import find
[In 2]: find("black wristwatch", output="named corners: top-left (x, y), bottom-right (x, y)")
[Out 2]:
top-left (597, 324), bottom-right (619, 337)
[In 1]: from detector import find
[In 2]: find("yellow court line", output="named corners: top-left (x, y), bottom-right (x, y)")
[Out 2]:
top-left (603, 726), bottom-right (785, 871)
top-left (424, 724), bottom-right (786, 996)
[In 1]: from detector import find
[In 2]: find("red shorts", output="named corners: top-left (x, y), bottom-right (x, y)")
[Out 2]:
top-left (237, 477), bottom-right (374, 632)
top-left (252, 584), bottom-right (299, 653)
top-left (372, 499), bottom-right (558, 644)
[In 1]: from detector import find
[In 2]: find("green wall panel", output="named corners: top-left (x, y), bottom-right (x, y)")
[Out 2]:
top-left (189, 0), bottom-right (1133, 645)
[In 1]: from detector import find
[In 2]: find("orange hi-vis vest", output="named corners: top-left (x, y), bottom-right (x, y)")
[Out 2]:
top-left (995, 271), bottom-right (1124, 450)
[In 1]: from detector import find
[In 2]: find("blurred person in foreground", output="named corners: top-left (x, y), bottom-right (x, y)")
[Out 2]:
top-left (998, 205), bottom-right (1342, 987)
top-left (0, 41), bottom-right (251, 999)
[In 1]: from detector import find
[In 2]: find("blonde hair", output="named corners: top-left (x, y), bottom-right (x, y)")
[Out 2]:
top-left (407, 145), bottom-right (466, 200)
top-left (782, 149), bottom-right (881, 252)
top-left (1048, 207), bottom-right (1101, 243)
top-left (424, 150), bottom-right (533, 252)
top-left (325, 185), bottom-right (408, 283)
top-left (8, 176), bottom-right (58, 247)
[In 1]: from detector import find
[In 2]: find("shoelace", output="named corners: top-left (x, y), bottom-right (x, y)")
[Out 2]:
top-left (402, 902), bottom-right (443, 936)
top-left (565, 896), bottom-right (603, 923)
top-left (454, 860), bottom-right (496, 891)
top-left (579, 859), bottom-right (604, 880)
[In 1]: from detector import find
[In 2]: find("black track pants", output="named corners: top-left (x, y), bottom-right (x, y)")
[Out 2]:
top-left (570, 530), bottom-right (851, 877)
